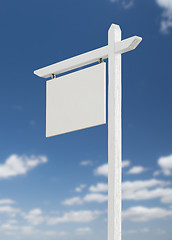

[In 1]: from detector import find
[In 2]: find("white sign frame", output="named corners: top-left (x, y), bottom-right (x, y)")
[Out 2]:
top-left (34, 24), bottom-right (142, 240)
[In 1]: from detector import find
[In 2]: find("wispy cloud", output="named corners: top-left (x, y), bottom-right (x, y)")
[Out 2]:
top-left (13, 105), bottom-right (23, 111)
top-left (89, 179), bottom-right (170, 193)
top-left (89, 183), bottom-right (108, 192)
top-left (123, 179), bottom-right (172, 203)
top-left (62, 193), bottom-right (108, 205)
top-left (153, 170), bottom-right (161, 176)
top-left (80, 160), bottom-right (93, 166)
top-left (109, 0), bottom-right (172, 33)
top-left (0, 223), bottom-right (19, 231)
top-left (127, 166), bottom-right (147, 174)
top-left (62, 197), bottom-right (83, 206)
top-left (47, 210), bottom-right (103, 225)
top-left (17, 225), bottom-right (37, 236)
top-left (123, 206), bottom-right (172, 221)
top-left (70, 179), bottom-right (172, 204)
top-left (0, 199), bottom-right (16, 205)
top-left (24, 209), bottom-right (45, 225)
top-left (75, 227), bottom-right (91, 235)
top-left (123, 179), bottom-right (170, 192)
top-left (29, 120), bottom-right (36, 126)
top-left (84, 193), bottom-right (108, 203)
top-left (94, 160), bottom-right (130, 177)
top-left (94, 163), bottom-right (108, 177)
top-left (156, 0), bottom-right (172, 33)
top-left (141, 228), bottom-right (150, 233)
top-left (122, 160), bottom-right (131, 168)
top-left (109, 0), bottom-right (134, 9)
top-left (0, 154), bottom-right (48, 179)
top-left (75, 184), bottom-right (87, 192)
top-left (158, 154), bottom-right (172, 176)
top-left (0, 206), bottom-right (21, 217)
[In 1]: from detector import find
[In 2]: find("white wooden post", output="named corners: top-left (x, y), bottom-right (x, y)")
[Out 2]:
top-left (108, 24), bottom-right (122, 240)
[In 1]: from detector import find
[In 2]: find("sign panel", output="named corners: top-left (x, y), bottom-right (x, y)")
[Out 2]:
top-left (46, 62), bottom-right (106, 137)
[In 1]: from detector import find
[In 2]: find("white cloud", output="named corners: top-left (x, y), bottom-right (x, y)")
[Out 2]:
top-left (161, 189), bottom-right (172, 203)
top-left (156, 0), bottom-right (172, 11)
top-left (110, 0), bottom-right (172, 32)
top-left (83, 193), bottom-right (108, 203)
top-left (94, 164), bottom-right (108, 177)
top-left (0, 199), bottom-right (16, 205)
top-left (21, 225), bottom-right (37, 235)
top-left (122, 160), bottom-right (131, 168)
top-left (153, 170), bottom-right (161, 176)
top-left (62, 192), bottom-right (107, 205)
top-left (7, 219), bottom-right (18, 225)
top-left (47, 210), bottom-right (102, 225)
top-left (156, 0), bottom-right (172, 33)
top-left (63, 178), bottom-right (172, 206)
top-left (86, 179), bottom-right (172, 204)
top-left (0, 224), bottom-right (38, 236)
top-left (141, 228), bottom-right (150, 233)
top-left (0, 206), bottom-right (21, 217)
top-left (89, 183), bottom-right (108, 192)
top-left (158, 154), bottom-right (172, 176)
top-left (24, 209), bottom-right (44, 225)
top-left (0, 154), bottom-right (48, 179)
top-left (122, 179), bottom-right (169, 192)
top-left (122, 179), bottom-right (172, 203)
top-left (94, 161), bottom-right (130, 177)
top-left (80, 160), bottom-right (93, 166)
top-left (123, 206), bottom-right (172, 221)
top-left (110, 0), bottom-right (134, 9)
top-left (124, 187), bottom-right (172, 203)
top-left (127, 166), bottom-right (147, 174)
top-left (88, 179), bottom-right (172, 203)
top-left (122, 0), bottom-right (134, 8)
top-left (89, 178), bottom-right (169, 189)
top-left (44, 231), bottom-right (68, 237)
top-left (0, 219), bottom-right (19, 233)
top-left (75, 227), bottom-right (91, 235)
top-left (0, 223), bottom-right (19, 231)
top-left (75, 184), bottom-right (86, 192)
top-left (62, 197), bottom-right (83, 206)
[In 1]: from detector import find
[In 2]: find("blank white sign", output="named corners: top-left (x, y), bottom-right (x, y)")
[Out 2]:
top-left (46, 62), bottom-right (106, 137)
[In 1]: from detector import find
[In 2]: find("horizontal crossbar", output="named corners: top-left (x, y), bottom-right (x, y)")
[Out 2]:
top-left (34, 36), bottom-right (142, 79)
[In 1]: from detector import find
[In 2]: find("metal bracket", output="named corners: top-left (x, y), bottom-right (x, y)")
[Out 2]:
top-left (51, 74), bottom-right (56, 79)
top-left (99, 58), bottom-right (104, 63)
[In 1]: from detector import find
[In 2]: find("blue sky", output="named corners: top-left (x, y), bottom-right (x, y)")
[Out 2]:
top-left (0, 0), bottom-right (172, 239)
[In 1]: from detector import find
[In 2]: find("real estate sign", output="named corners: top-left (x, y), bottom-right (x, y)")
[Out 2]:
top-left (46, 63), bottom-right (106, 137)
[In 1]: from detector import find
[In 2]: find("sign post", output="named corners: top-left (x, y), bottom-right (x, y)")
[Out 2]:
top-left (34, 24), bottom-right (142, 240)
top-left (108, 24), bottom-right (122, 240)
